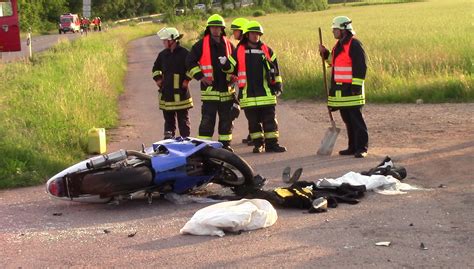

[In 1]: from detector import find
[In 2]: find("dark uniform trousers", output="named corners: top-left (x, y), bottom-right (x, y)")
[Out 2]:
top-left (340, 107), bottom-right (368, 153)
top-left (244, 106), bottom-right (279, 147)
top-left (163, 109), bottom-right (191, 137)
top-left (199, 101), bottom-right (233, 141)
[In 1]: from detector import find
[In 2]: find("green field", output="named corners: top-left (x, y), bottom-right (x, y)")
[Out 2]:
top-left (253, 0), bottom-right (473, 102)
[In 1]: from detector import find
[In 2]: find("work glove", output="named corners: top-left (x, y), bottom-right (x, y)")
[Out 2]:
top-left (272, 82), bottom-right (283, 97)
top-left (230, 102), bottom-right (241, 120)
top-left (218, 56), bottom-right (227, 65)
top-left (155, 79), bottom-right (162, 93)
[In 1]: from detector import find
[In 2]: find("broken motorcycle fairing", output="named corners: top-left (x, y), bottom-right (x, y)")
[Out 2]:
top-left (46, 137), bottom-right (261, 204)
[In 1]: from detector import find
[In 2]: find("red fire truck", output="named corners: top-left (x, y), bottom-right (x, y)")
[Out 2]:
top-left (59, 13), bottom-right (80, 34)
top-left (0, 0), bottom-right (21, 52)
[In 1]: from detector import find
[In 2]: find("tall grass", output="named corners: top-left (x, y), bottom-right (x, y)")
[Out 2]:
top-left (0, 25), bottom-right (156, 188)
top-left (254, 0), bottom-right (473, 102)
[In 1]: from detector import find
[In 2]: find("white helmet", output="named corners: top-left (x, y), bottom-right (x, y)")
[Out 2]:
top-left (157, 27), bottom-right (183, 40)
top-left (332, 16), bottom-right (355, 35)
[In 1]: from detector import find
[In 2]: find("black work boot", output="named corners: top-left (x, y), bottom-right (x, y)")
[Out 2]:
top-left (164, 131), bottom-right (173, 139)
top-left (266, 143), bottom-right (287, 153)
top-left (339, 149), bottom-right (355, 155)
top-left (253, 144), bottom-right (264, 153)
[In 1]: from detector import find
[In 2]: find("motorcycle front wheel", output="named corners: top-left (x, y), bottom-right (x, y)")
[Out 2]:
top-left (201, 147), bottom-right (254, 187)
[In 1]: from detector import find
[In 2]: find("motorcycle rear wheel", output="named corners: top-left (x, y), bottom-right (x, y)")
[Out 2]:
top-left (80, 165), bottom-right (153, 197)
top-left (201, 147), bottom-right (254, 187)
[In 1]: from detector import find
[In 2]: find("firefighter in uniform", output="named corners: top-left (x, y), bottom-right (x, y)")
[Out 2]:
top-left (319, 16), bottom-right (368, 158)
top-left (153, 27), bottom-right (193, 139)
top-left (186, 14), bottom-right (236, 152)
top-left (230, 17), bottom-right (249, 42)
top-left (222, 21), bottom-right (287, 153)
top-left (230, 17), bottom-right (254, 146)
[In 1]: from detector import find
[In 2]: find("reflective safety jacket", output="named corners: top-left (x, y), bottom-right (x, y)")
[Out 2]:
top-left (224, 41), bottom-right (282, 108)
top-left (186, 35), bottom-right (235, 102)
top-left (152, 45), bottom-right (193, 111)
top-left (327, 35), bottom-right (367, 108)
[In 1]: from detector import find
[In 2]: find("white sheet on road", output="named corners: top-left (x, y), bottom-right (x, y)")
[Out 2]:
top-left (317, 171), bottom-right (421, 195)
top-left (180, 199), bottom-right (277, 237)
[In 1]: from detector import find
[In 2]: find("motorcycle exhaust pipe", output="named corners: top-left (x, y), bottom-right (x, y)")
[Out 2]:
top-left (86, 149), bottom-right (128, 169)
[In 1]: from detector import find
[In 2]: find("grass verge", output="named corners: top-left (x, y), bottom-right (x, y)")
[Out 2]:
top-left (0, 25), bottom-right (156, 188)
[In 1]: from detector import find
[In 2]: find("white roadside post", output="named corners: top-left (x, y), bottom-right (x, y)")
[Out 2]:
top-left (27, 27), bottom-right (32, 60)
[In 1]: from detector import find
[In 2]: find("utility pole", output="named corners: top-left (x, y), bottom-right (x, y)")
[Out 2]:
top-left (83, 0), bottom-right (91, 18)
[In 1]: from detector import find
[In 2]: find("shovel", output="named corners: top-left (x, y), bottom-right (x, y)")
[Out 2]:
top-left (317, 27), bottom-right (340, 156)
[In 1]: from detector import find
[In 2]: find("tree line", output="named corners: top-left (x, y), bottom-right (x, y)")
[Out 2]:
top-left (17, 0), bottom-right (328, 32)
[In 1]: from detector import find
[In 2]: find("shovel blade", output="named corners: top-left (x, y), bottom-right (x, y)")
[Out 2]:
top-left (317, 126), bottom-right (341, 155)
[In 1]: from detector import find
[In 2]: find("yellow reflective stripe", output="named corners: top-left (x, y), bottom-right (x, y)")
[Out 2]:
top-left (328, 90), bottom-right (365, 107)
top-left (159, 98), bottom-right (193, 110)
top-left (218, 134), bottom-right (232, 141)
top-left (240, 96), bottom-right (277, 108)
top-left (264, 131), bottom-right (279, 139)
top-left (274, 188), bottom-right (293, 198)
top-left (328, 99), bottom-right (366, 107)
top-left (201, 96), bottom-right (221, 101)
top-left (173, 74), bottom-right (179, 89)
top-left (228, 55), bottom-right (236, 66)
top-left (201, 65), bottom-right (212, 70)
top-left (270, 53), bottom-right (277, 61)
top-left (223, 65), bottom-right (234, 73)
top-left (352, 78), bottom-right (365, 86)
top-left (274, 76), bottom-right (282, 83)
top-left (250, 132), bottom-right (264, 139)
top-left (189, 66), bottom-right (201, 77)
top-left (152, 70), bottom-right (162, 77)
top-left (174, 94), bottom-right (180, 102)
top-left (197, 135), bottom-right (212, 140)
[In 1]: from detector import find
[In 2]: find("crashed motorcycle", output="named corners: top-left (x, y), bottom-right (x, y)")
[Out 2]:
top-left (46, 137), bottom-right (260, 204)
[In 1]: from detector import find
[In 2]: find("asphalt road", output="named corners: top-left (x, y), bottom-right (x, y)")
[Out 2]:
top-left (0, 35), bottom-right (472, 268)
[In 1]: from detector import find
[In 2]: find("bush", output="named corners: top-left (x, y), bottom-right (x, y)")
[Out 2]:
top-left (253, 10), bottom-right (266, 17)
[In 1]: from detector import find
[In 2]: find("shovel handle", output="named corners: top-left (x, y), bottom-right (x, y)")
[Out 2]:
top-left (318, 27), bottom-right (329, 97)
top-left (318, 27), bottom-right (336, 125)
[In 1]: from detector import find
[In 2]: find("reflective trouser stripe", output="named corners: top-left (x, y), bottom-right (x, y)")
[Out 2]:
top-left (250, 132), bottom-right (264, 139)
top-left (264, 131), bottom-right (279, 139)
top-left (197, 135), bottom-right (212, 140)
top-left (218, 134), bottom-right (232, 141)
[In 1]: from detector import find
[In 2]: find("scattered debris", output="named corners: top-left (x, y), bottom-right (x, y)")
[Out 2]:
top-left (128, 231), bottom-right (137, 237)
top-left (420, 242), bottom-right (428, 250)
top-left (438, 184), bottom-right (447, 188)
top-left (282, 166), bottom-right (291, 183)
top-left (409, 223), bottom-right (414, 226)
top-left (375, 241), bottom-right (391, 247)
top-left (103, 229), bottom-right (111, 234)
top-left (52, 212), bottom-right (62, 216)
top-left (308, 197), bottom-right (328, 213)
